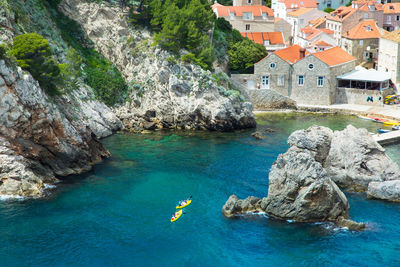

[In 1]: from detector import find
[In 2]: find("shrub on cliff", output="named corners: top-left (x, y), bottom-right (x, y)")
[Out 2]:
top-left (9, 33), bottom-right (61, 96)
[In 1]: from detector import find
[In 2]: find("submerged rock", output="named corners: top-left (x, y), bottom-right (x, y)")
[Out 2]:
top-left (251, 131), bottom-right (266, 140)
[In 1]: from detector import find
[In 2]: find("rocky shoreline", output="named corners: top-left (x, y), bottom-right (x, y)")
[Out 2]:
top-left (223, 125), bottom-right (400, 230)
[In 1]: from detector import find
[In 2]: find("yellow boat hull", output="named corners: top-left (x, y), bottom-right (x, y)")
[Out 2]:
top-left (383, 121), bottom-right (400, 126)
top-left (176, 199), bottom-right (191, 209)
top-left (171, 209), bottom-right (182, 222)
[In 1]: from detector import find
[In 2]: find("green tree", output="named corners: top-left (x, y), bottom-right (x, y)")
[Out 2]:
top-left (324, 7), bottom-right (335, 13)
top-left (9, 33), bottom-right (61, 96)
top-left (228, 38), bottom-right (267, 73)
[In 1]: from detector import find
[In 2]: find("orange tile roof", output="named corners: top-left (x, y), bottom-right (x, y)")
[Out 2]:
top-left (278, 0), bottom-right (318, 9)
top-left (275, 17), bottom-right (282, 22)
top-left (300, 26), bottom-right (333, 41)
top-left (309, 17), bottom-right (326, 28)
top-left (288, 7), bottom-right (314, 17)
top-left (314, 40), bottom-right (332, 46)
top-left (241, 32), bottom-right (285, 45)
top-left (274, 45), bottom-right (309, 64)
top-left (313, 46), bottom-right (355, 66)
top-left (343, 20), bottom-right (383, 39)
top-left (327, 6), bottom-right (356, 22)
top-left (381, 28), bottom-right (400, 42)
top-left (211, 4), bottom-right (274, 17)
top-left (383, 3), bottom-right (400, 14)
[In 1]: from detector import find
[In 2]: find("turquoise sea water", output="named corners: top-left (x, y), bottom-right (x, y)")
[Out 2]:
top-left (1, 113), bottom-right (400, 266)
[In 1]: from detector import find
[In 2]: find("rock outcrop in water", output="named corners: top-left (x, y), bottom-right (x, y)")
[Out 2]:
top-left (325, 126), bottom-right (400, 191)
top-left (59, 0), bottom-right (256, 131)
top-left (0, 60), bottom-right (121, 197)
top-left (223, 125), bottom-right (400, 229)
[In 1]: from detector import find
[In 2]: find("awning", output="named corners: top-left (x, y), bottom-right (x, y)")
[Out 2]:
top-left (337, 69), bottom-right (391, 82)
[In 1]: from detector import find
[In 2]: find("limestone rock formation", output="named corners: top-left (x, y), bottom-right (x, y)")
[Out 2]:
top-left (367, 180), bottom-right (400, 202)
top-left (0, 60), bottom-right (121, 197)
top-left (325, 125), bottom-right (400, 191)
top-left (60, 0), bottom-right (256, 131)
top-left (247, 89), bottom-right (297, 110)
top-left (222, 195), bottom-right (262, 218)
top-left (261, 145), bottom-right (350, 222)
top-left (222, 125), bottom-right (400, 229)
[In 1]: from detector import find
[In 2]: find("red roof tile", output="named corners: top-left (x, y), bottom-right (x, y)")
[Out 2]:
top-left (313, 46), bottom-right (355, 66)
top-left (274, 45), bottom-right (309, 63)
top-left (241, 32), bottom-right (285, 45)
top-left (278, 0), bottom-right (318, 9)
top-left (212, 4), bottom-right (274, 17)
top-left (343, 20), bottom-right (384, 39)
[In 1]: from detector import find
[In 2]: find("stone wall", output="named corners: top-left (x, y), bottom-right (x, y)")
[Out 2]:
top-left (335, 87), bottom-right (394, 106)
top-left (342, 38), bottom-right (379, 65)
top-left (229, 19), bottom-right (275, 32)
top-left (291, 56), bottom-right (333, 105)
top-left (274, 18), bottom-right (292, 43)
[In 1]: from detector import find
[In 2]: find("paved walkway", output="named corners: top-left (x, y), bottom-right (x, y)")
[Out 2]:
top-left (297, 104), bottom-right (400, 121)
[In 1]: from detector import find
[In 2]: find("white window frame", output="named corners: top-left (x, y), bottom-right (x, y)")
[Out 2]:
top-left (270, 62), bottom-right (276, 69)
top-left (277, 74), bottom-right (284, 86)
top-left (298, 75), bottom-right (304, 86)
top-left (317, 76), bottom-right (324, 87)
top-left (359, 40), bottom-right (364, 45)
top-left (245, 24), bottom-right (250, 31)
top-left (261, 75), bottom-right (270, 89)
top-left (308, 64), bottom-right (314, 70)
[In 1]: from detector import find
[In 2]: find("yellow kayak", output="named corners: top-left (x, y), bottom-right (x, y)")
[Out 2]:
top-left (176, 199), bottom-right (192, 209)
top-left (383, 121), bottom-right (400, 126)
top-left (170, 209), bottom-right (182, 222)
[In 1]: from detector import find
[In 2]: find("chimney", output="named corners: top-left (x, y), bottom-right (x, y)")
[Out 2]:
top-left (300, 48), bottom-right (306, 59)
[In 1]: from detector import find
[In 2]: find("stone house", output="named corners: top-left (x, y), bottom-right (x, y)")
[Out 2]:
top-left (231, 45), bottom-right (308, 96)
top-left (274, 17), bottom-right (293, 41)
top-left (272, 0), bottom-right (318, 19)
top-left (377, 29), bottom-right (400, 84)
top-left (341, 20), bottom-right (385, 66)
top-left (287, 8), bottom-right (327, 44)
top-left (231, 45), bottom-right (355, 105)
top-left (212, 3), bottom-right (275, 32)
top-left (326, 0), bottom-right (384, 45)
top-left (290, 46), bottom-right (356, 105)
top-left (241, 32), bottom-right (286, 51)
top-left (297, 26), bottom-right (336, 51)
top-left (233, 0), bottom-right (263, 5)
top-left (383, 3), bottom-right (400, 31)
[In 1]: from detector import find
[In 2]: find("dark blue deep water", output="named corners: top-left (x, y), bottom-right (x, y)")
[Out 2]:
top-left (1, 113), bottom-right (400, 266)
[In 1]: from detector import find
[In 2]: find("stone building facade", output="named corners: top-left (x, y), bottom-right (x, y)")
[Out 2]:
top-left (231, 46), bottom-right (356, 105)
top-left (377, 29), bottom-right (400, 84)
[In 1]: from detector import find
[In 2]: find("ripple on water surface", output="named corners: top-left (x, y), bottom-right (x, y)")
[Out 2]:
top-left (1, 112), bottom-right (400, 266)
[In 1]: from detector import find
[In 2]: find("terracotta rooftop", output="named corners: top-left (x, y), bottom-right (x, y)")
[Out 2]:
top-left (343, 20), bottom-right (384, 39)
top-left (278, 0), bottom-right (318, 9)
top-left (309, 17), bottom-right (326, 28)
top-left (383, 3), bottom-right (400, 14)
top-left (314, 40), bottom-right (333, 46)
top-left (287, 7), bottom-right (314, 17)
top-left (327, 6), bottom-right (356, 22)
top-left (274, 45), bottom-right (309, 64)
top-left (211, 4), bottom-right (274, 17)
top-left (381, 28), bottom-right (400, 42)
top-left (313, 46), bottom-right (355, 66)
top-left (241, 32), bottom-right (285, 45)
top-left (299, 26), bottom-right (333, 40)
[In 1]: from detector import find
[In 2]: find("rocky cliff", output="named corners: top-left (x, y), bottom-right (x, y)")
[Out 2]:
top-left (59, 0), bottom-right (256, 131)
top-left (0, 60), bottom-right (121, 198)
top-left (223, 125), bottom-right (400, 229)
